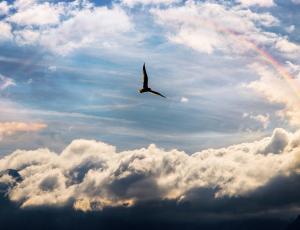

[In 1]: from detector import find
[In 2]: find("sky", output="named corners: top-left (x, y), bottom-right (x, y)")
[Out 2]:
top-left (1, 0), bottom-right (300, 229)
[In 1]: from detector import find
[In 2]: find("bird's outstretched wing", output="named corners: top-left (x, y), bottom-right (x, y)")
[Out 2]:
top-left (149, 90), bottom-right (166, 98)
top-left (143, 63), bottom-right (148, 89)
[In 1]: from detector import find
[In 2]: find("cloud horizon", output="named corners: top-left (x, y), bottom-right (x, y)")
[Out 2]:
top-left (1, 127), bottom-right (300, 217)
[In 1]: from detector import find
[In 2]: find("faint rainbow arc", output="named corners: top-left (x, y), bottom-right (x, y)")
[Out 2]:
top-left (205, 20), bottom-right (300, 98)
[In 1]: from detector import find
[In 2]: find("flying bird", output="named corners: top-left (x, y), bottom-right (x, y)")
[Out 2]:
top-left (139, 63), bottom-right (166, 98)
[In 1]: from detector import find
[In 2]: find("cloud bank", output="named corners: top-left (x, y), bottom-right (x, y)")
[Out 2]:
top-left (1, 127), bottom-right (300, 212)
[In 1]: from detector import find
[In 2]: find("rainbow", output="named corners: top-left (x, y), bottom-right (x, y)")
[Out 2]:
top-left (247, 41), bottom-right (300, 98)
top-left (208, 21), bottom-right (300, 98)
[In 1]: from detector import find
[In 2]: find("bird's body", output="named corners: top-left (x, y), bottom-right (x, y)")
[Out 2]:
top-left (139, 63), bottom-right (166, 98)
top-left (139, 88), bottom-right (151, 93)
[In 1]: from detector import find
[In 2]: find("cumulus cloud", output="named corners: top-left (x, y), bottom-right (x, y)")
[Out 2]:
top-left (13, 0), bottom-right (38, 9)
top-left (0, 122), bottom-right (47, 140)
top-left (39, 6), bottom-right (132, 55)
top-left (246, 63), bottom-right (300, 126)
top-left (8, 2), bottom-right (63, 26)
top-left (0, 127), bottom-right (300, 211)
top-left (0, 0), bottom-right (133, 55)
top-left (150, 0), bottom-right (300, 62)
top-left (275, 37), bottom-right (300, 54)
top-left (0, 0), bottom-right (298, 58)
top-left (0, 75), bottom-right (15, 90)
top-left (151, 1), bottom-right (281, 55)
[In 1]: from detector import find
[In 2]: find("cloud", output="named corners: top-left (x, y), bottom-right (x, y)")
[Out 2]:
top-left (0, 75), bottom-right (16, 90)
top-left (0, 0), bottom-right (133, 55)
top-left (291, 0), bottom-right (300, 4)
top-left (286, 61), bottom-right (300, 79)
top-left (286, 25), bottom-right (295, 33)
top-left (8, 2), bottom-right (63, 26)
top-left (243, 113), bottom-right (270, 129)
top-left (14, 29), bottom-right (40, 45)
top-left (39, 6), bottom-right (132, 55)
top-left (121, 0), bottom-right (179, 7)
top-left (0, 127), bottom-right (299, 212)
top-left (151, 1), bottom-right (280, 54)
top-left (180, 97), bottom-right (189, 103)
top-left (246, 63), bottom-right (300, 126)
top-left (1, 0), bottom-right (298, 58)
top-left (237, 0), bottom-right (275, 7)
top-left (275, 37), bottom-right (300, 54)
top-left (48, 65), bottom-right (57, 72)
top-left (0, 1), bottom-right (10, 15)
top-left (0, 21), bottom-right (12, 41)
top-left (13, 0), bottom-right (38, 9)
top-left (0, 122), bottom-right (47, 140)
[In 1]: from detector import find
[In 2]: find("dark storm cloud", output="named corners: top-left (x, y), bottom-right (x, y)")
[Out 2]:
top-left (0, 186), bottom-right (294, 230)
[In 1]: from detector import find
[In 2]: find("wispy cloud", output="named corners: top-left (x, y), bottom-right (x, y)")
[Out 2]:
top-left (151, 1), bottom-right (280, 54)
top-left (237, 0), bottom-right (275, 7)
top-left (121, 0), bottom-right (179, 7)
top-left (243, 113), bottom-right (270, 129)
top-left (180, 97), bottom-right (189, 103)
top-left (0, 122), bottom-right (47, 140)
top-left (0, 75), bottom-right (16, 90)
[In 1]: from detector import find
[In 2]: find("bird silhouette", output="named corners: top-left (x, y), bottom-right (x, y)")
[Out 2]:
top-left (139, 63), bottom-right (166, 98)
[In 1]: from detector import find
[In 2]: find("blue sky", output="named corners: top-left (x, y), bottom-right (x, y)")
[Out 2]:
top-left (0, 0), bottom-right (300, 154)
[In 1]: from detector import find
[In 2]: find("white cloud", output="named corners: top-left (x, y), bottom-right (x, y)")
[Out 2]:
top-left (39, 6), bottom-right (132, 55)
top-left (0, 127), bottom-right (300, 211)
top-left (0, 1), bottom-right (133, 54)
top-left (180, 97), bottom-right (189, 103)
top-left (14, 29), bottom-right (40, 45)
top-left (286, 25), bottom-right (295, 33)
top-left (13, 0), bottom-right (38, 9)
top-left (0, 1), bottom-right (10, 15)
top-left (0, 122), bottom-right (47, 140)
top-left (0, 21), bottom-right (12, 41)
top-left (9, 2), bottom-right (62, 26)
top-left (0, 74), bottom-right (16, 90)
top-left (122, 0), bottom-right (179, 7)
top-left (291, 0), bottom-right (300, 4)
top-left (275, 37), bottom-right (300, 54)
top-left (151, 1), bottom-right (279, 54)
top-left (237, 0), bottom-right (275, 7)
top-left (285, 61), bottom-right (300, 79)
top-left (244, 113), bottom-right (270, 129)
top-left (246, 63), bottom-right (300, 126)
top-left (48, 65), bottom-right (57, 72)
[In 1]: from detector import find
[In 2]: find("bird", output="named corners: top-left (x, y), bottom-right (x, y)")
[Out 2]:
top-left (139, 63), bottom-right (166, 98)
